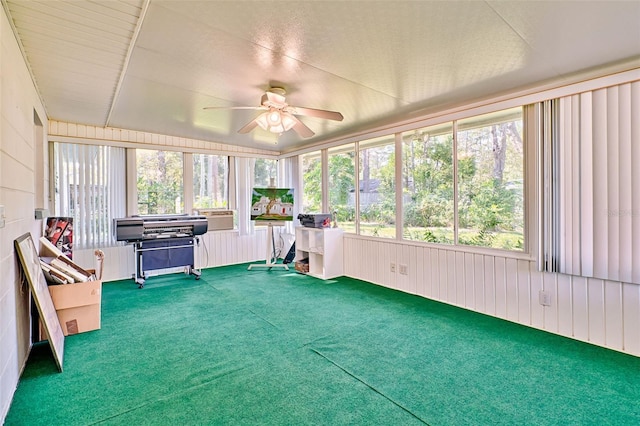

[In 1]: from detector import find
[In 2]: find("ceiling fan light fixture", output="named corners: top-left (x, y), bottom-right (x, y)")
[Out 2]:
top-left (268, 110), bottom-right (282, 125)
top-left (254, 109), bottom-right (297, 134)
top-left (207, 87), bottom-right (341, 138)
top-left (280, 112), bottom-right (296, 132)
top-left (255, 112), bottom-right (270, 131)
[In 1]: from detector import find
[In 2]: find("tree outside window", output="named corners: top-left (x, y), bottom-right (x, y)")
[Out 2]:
top-left (456, 107), bottom-right (524, 250)
top-left (359, 136), bottom-right (396, 238)
top-left (402, 123), bottom-right (454, 243)
top-left (137, 149), bottom-right (184, 215)
top-left (328, 144), bottom-right (356, 233)
top-left (193, 154), bottom-right (228, 209)
top-left (302, 151), bottom-right (321, 213)
top-left (254, 158), bottom-right (278, 187)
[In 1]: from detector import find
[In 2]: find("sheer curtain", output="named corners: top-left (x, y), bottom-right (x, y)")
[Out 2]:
top-left (279, 155), bottom-right (300, 234)
top-left (52, 142), bottom-right (126, 248)
top-left (231, 156), bottom-right (256, 236)
top-left (553, 81), bottom-right (640, 283)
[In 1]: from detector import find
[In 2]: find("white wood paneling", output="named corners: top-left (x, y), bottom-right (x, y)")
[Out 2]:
top-left (494, 256), bottom-right (507, 319)
top-left (505, 258), bottom-right (519, 322)
top-left (587, 278), bottom-right (606, 347)
top-left (604, 280), bottom-right (624, 351)
top-left (74, 229), bottom-right (267, 281)
top-left (622, 283), bottom-right (640, 354)
top-left (542, 272), bottom-right (559, 333)
top-left (483, 255), bottom-right (496, 316)
top-left (343, 235), bottom-right (640, 357)
top-left (48, 120), bottom-right (278, 157)
top-left (473, 254), bottom-right (485, 312)
top-left (571, 276), bottom-right (589, 342)
top-left (529, 269), bottom-right (544, 329)
top-left (517, 259), bottom-right (532, 325)
top-left (557, 273), bottom-right (573, 337)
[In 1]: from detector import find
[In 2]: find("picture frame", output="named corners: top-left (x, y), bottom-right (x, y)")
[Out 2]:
top-left (14, 233), bottom-right (64, 372)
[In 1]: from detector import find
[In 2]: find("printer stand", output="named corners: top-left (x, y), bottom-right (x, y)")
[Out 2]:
top-left (133, 236), bottom-right (201, 288)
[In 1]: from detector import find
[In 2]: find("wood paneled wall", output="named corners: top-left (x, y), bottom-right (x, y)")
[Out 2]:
top-left (343, 235), bottom-right (640, 357)
top-left (73, 229), bottom-right (269, 282)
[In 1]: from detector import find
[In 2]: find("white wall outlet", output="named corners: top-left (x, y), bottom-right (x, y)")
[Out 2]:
top-left (0, 205), bottom-right (5, 228)
top-left (539, 290), bottom-right (551, 306)
top-left (399, 264), bottom-right (408, 275)
top-left (390, 262), bottom-right (396, 273)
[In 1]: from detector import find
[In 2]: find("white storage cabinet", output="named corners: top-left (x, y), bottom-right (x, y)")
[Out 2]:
top-left (295, 227), bottom-right (344, 279)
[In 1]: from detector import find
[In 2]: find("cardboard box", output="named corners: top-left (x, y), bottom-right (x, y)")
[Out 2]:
top-left (48, 280), bottom-right (102, 336)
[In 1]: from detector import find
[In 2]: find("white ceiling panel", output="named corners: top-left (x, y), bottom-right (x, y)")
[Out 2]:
top-left (4, 0), bottom-right (639, 152)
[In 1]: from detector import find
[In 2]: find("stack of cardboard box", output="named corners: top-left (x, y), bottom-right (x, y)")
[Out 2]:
top-left (39, 238), bottom-right (102, 336)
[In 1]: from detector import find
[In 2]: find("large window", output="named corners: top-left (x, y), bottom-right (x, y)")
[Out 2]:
top-left (298, 106), bottom-right (525, 252)
top-left (254, 158), bottom-right (278, 187)
top-left (193, 154), bottom-right (228, 209)
top-left (51, 142), bottom-right (126, 248)
top-left (457, 108), bottom-right (524, 250)
top-left (137, 149), bottom-right (184, 215)
top-left (328, 144), bottom-right (356, 233)
top-left (301, 151), bottom-right (321, 213)
top-left (402, 123), bottom-right (454, 243)
top-left (358, 136), bottom-right (396, 238)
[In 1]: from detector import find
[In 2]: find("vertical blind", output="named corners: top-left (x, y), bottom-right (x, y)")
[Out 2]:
top-left (555, 81), bottom-right (640, 284)
top-left (52, 143), bottom-right (126, 248)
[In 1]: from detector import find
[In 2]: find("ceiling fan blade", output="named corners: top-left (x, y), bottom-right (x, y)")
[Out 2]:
top-left (290, 115), bottom-right (315, 138)
top-left (237, 118), bottom-right (260, 134)
top-left (203, 106), bottom-right (266, 111)
top-left (287, 106), bottom-right (344, 121)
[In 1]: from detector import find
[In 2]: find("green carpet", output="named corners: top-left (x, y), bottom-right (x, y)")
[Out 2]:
top-left (5, 264), bottom-right (640, 425)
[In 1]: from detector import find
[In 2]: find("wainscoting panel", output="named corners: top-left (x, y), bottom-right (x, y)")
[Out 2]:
top-left (74, 229), bottom-right (267, 281)
top-left (343, 234), bottom-right (640, 357)
top-left (622, 283), bottom-right (640, 354)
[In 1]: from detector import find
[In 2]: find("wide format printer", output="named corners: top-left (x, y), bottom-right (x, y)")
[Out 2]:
top-left (114, 214), bottom-right (208, 288)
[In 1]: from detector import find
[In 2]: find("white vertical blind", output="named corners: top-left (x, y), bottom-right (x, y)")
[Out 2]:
top-left (234, 156), bottom-right (255, 236)
top-left (557, 81), bottom-right (640, 284)
top-left (52, 143), bottom-right (126, 248)
top-left (280, 156), bottom-right (298, 234)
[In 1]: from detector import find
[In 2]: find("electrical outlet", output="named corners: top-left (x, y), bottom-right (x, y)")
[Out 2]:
top-left (539, 290), bottom-right (551, 306)
top-left (390, 262), bottom-right (396, 273)
top-left (399, 264), bottom-right (408, 275)
top-left (0, 205), bottom-right (5, 228)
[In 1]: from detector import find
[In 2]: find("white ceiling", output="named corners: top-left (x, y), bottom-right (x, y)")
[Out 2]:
top-left (4, 0), bottom-right (640, 153)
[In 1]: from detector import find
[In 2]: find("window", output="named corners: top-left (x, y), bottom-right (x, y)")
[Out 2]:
top-left (328, 144), bottom-right (356, 233)
top-left (301, 151), bottom-right (322, 213)
top-left (136, 149), bottom-right (184, 215)
top-left (300, 106), bottom-right (526, 252)
top-left (51, 142), bottom-right (125, 248)
top-left (193, 154), bottom-right (228, 209)
top-left (358, 135), bottom-right (396, 238)
top-left (254, 158), bottom-right (278, 187)
top-left (456, 107), bottom-right (524, 250)
top-left (402, 123), bottom-right (454, 243)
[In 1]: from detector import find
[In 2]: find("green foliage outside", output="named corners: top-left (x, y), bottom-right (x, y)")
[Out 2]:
top-left (302, 154), bottom-right (322, 212)
top-left (255, 158), bottom-right (278, 187)
top-left (193, 154), bottom-right (228, 209)
top-left (302, 109), bottom-right (525, 251)
top-left (137, 150), bottom-right (183, 214)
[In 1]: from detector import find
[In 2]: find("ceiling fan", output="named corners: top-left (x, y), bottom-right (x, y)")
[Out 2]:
top-left (204, 87), bottom-right (343, 138)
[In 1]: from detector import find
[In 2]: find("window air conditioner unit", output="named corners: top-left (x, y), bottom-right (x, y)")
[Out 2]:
top-left (193, 209), bottom-right (234, 231)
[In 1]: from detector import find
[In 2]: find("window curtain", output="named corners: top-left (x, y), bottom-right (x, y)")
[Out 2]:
top-left (279, 156), bottom-right (300, 234)
top-left (553, 81), bottom-right (640, 284)
top-left (232, 156), bottom-right (256, 236)
top-left (52, 143), bottom-right (126, 248)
